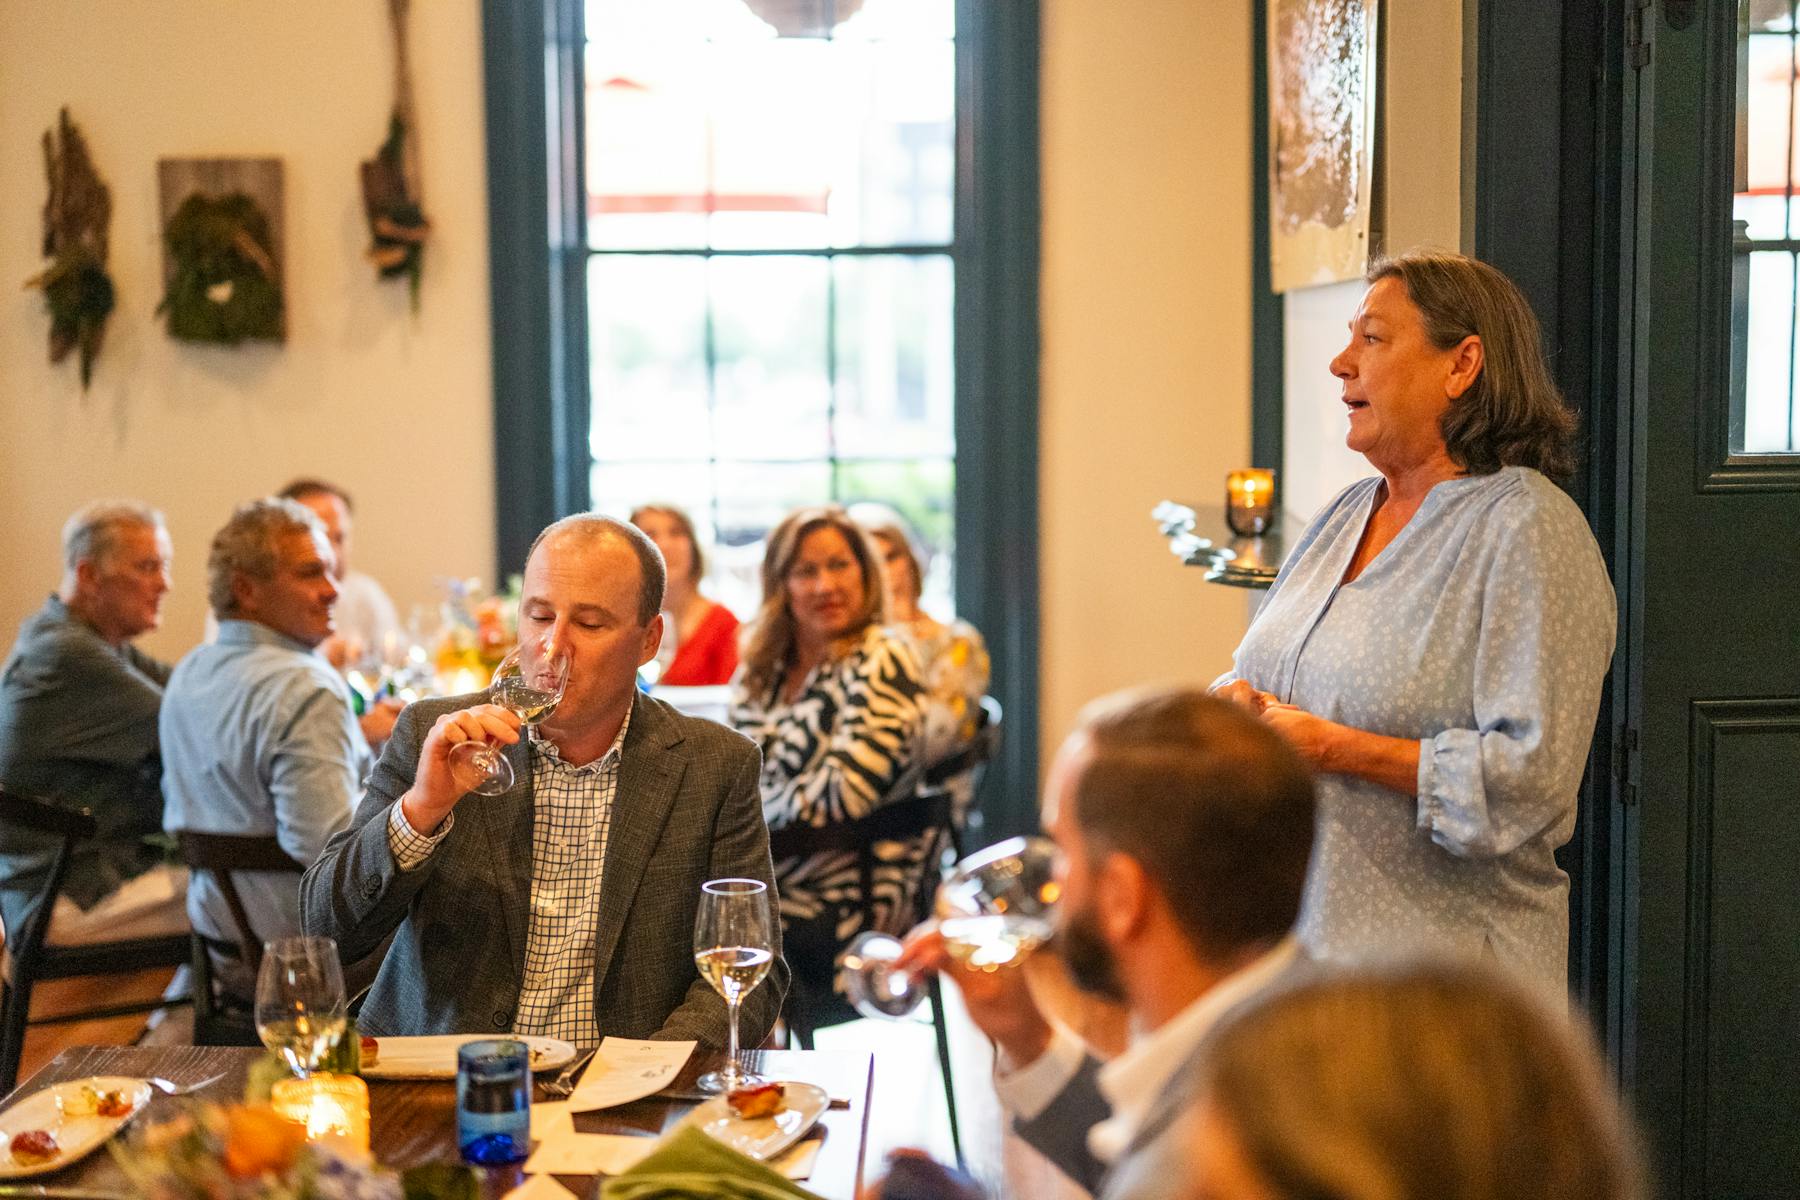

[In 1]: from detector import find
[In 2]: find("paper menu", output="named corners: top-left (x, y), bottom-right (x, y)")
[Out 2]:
top-left (523, 1131), bottom-right (659, 1176)
top-left (566, 1036), bottom-right (696, 1112)
top-left (504, 1174), bottom-right (579, 1200)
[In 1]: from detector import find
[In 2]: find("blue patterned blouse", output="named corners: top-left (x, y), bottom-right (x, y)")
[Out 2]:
top-left (1216, 467), bottom-right (1616, 998)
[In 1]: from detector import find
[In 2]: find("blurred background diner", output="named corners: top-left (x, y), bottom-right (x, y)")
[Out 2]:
top-left (1, 0), bottom-right (1793, 1195)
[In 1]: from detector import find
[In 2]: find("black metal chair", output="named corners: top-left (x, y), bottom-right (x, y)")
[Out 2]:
top-left (174, 831), bottom-right (305, 1046)
top-left (769, 786), bottom-right (964, 1167)
top-left (922, 695), bottom-right (1003, 860)
top-left (0, 788), bottom-right (191, 1093)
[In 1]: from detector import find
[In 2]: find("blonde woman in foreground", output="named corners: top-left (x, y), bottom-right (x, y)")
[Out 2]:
top-left (1174, 962), bottom-right (1646, 1200)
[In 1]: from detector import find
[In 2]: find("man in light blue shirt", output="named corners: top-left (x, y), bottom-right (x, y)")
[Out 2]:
top-left (162, 498), bottom-right (366, 990)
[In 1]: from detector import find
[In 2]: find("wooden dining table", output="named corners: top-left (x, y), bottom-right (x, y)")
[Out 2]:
top-left (3, 1044), bottom-right (875, 1199)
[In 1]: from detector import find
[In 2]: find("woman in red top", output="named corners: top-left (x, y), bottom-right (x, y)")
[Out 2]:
top-left (630, 504), bottom-right (741, 686)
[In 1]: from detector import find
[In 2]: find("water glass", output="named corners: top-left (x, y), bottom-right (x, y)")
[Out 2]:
top-left (456, 1039), bottom-right (531, 1165)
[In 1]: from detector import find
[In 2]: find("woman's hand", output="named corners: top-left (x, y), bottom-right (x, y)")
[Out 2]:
top-left (1259, 702), bottom-right (1338, 769)
top-left (1212, 679), bottom-right (1279, 714)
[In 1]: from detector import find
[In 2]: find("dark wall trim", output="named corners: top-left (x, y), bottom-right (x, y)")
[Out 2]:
top-left (1250, 0), bottom-right (1284, 480)
top-left (484, 0), bottom-right (591, 582)
top-left (955, 0), bottom-right (1041, 844)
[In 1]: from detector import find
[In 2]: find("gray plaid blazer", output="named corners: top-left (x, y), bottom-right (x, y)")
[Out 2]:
top-left (301, 689), bottom-right (786, 1046)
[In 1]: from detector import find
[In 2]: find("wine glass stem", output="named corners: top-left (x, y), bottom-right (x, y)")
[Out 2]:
top-left (726, 996), bottom-right (742, 1082)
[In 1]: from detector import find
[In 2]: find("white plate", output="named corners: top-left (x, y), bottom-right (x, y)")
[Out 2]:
top-left (680, 1081), bottom-right (828, 1161)
top-left (360, 1035), bottom-right (576, 1080)
top-left (0, 1076), bottom-right (152, 1179)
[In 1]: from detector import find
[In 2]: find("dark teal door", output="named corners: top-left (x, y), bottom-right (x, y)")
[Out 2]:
top-left (1617, 2), bottom-right (1800, 1194)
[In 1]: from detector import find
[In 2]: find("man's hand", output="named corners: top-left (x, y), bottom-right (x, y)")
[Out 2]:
top-left (359, 697), bottom-right (405, 748)
top-left (1211, 678), bottom-right (1278, 714)
top-left (894, 928), bottom-right (1054, 1068)
top-left (398, 704), bottom-right (523, 836)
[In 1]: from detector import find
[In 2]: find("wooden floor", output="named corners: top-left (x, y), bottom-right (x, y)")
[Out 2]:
top-left (13, 967), bottom-right (1087, 1199)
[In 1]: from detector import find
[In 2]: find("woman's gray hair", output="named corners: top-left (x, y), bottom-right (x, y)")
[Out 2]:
top-left (1368, 252), bottom-right (1578, 480)
top-left (207, 497), bottom-right (324, 618)
top-left (847, 501), bottom-right (924, 607)
top-left (62, 500), bottom-right (164, 573)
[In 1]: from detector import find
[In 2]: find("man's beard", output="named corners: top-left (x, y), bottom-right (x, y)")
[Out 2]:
top-left (1057, 902), bottom-right (1126, 1003)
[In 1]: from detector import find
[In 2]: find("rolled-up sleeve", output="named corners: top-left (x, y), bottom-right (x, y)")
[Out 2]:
top-left (1415, 509), bottom-right (1616, 860)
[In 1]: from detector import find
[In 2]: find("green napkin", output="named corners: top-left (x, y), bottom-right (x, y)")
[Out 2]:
top-left (598, 1126), bottom-right (826, 1200)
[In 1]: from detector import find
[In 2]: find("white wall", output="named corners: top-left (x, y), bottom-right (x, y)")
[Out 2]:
top-left (0, 0), bottom-right (494, 664)
top-left (1280, 0), bottom-right (1471, 520)
top-left (1038, 0), bottom-right (1256, 765)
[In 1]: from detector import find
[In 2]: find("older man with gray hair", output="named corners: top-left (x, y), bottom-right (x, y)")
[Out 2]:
top-left (162, 498), bottom-right (365, 991)
top-left (0, 500), bottom-right (186, 944)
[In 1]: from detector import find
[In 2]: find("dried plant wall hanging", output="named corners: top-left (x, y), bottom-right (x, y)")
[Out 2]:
top-left (362, 0), bottom-right (431, 306)
top-left (156, 157), bottom-right (286, 344)
top-left (25, 108), bottom-right (115, 388)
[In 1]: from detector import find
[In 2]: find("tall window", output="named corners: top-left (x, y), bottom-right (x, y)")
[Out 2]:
top-left (584, 0), bottom-right (958, 615)
top-left (1736, 1), bottom-right (1800, 452)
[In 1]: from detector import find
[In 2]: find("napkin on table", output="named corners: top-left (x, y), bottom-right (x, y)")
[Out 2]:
top-left (598, 1126), bottom-right (826, 1200)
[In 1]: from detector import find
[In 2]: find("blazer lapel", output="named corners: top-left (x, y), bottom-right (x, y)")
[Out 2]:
top-left (466, 734), bottom-right (536, 985)
top-left (592, 694), bottom-right (685, 996)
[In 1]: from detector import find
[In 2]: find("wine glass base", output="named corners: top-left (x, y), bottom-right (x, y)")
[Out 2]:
top-left (695, 1067), bottom-right (765, 1095)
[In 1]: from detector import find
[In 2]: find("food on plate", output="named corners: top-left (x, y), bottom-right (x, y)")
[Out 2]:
top-left (360, 1035), bottom-right (380, 1067)
top-left (9, 1128), bottom-right (59, 1165)
top-left (726, 1081), bottom-right (787, 1119)
top-left (58, 1082), bottom-right (135, 1119)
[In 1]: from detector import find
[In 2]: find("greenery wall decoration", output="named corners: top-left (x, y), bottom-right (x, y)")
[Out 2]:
top-left (156, 158), bottom-right (286, 344)
top-left (361, 0), bottom-right (431, 306)
top-left (25, 108), bottom-right (115, 388)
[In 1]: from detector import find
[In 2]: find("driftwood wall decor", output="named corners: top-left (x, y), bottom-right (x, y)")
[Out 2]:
top-left (25, 108), bottom-right (115, 387)
top-left (362, 0), bottom-right (431, 305)
top-left (156, 157), bottom-right (286, 344)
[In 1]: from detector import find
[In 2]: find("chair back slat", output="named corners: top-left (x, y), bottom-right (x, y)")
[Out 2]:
top-left (767, 787), bottom-right (954, 932)
top-left (175, 832), bottom-right (304, 979)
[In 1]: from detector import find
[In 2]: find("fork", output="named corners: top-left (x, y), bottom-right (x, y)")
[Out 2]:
top-left (539, 1048), bottom-right (597, 1099)
top-left (146, 1070), bottom-right (229, 1097)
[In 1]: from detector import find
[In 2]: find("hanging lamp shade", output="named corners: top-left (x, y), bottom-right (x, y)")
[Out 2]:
top-left (738, 0), bottom-right (866, 37)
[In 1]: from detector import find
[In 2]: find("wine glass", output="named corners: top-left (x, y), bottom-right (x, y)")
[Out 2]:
top-left (448, 634), bottom-right (570, 796)
top-left (254, 935), bottom-right (348, 1076)
top-left (692, 878), bottom-right (775, 1094)
top-left (841, 836), bottom-right (1063, 1020)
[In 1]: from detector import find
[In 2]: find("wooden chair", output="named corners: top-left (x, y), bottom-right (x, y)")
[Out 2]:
top-left (769, 787), bottom-right (965, 1167)
top-left (0, 788), bottom-right (190, 1093)
top-left (922, 695), bottom-right (1003, 860)
top-left (174, 831), bottom-right (305, 1046)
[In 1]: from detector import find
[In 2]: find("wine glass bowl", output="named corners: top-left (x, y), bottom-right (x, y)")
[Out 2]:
top-left (448, 635), bottom-right (570, 796)
top-left (842, 835), bottom-right (1063, 1020)
top-left (693, 878), bottom-right (775, 1095)
top-left (254, 935), bottom-right (348, 1077)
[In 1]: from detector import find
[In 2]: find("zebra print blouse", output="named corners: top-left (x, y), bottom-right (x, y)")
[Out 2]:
top-left (729, 626), bottom-right (928, 940)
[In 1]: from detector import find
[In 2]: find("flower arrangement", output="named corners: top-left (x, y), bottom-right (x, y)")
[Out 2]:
top-left (111, 1102), bottom-right (474, 1200)
top-left (431, 576), bottom-right (519, 694)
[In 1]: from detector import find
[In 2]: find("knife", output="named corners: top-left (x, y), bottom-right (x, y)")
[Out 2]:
top-left (0, 1186), bottom-right (136, 1199)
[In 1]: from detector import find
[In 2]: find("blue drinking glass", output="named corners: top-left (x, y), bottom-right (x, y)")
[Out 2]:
top-left (456, 1039), bottom-right (531, 1165)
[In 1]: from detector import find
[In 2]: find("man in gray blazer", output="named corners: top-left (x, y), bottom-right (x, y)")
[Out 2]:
top-left (302, 515), bottom-right (784, 1047)
top-left (904, 687), bottom-right (1315, 1200)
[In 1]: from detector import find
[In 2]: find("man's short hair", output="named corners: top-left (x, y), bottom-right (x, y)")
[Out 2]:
top-left (1070, 686), bottom-right (1317, 961)
top-left (62, 500), bottom-right (165, 574)
top-left (278, 477), bottom-right (354, 514)
top-left (207, 497), bottom-right (325, 618)
top-left (526, 514), bottom-right (666, 626)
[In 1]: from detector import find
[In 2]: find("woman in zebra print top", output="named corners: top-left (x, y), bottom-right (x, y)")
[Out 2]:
top-left (730, 505), bottom-right (928, 1028)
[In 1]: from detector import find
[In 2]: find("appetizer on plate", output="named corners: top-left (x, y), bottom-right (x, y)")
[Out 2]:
top-left (360, 1035), bottom-right (380, 1067)
top-left (9, 1129), bottom-right (58, 1166)
top-left (58, 1083), bottom-right (136, 1119)
top-left (726, 1081), bottom-right (787, 1119)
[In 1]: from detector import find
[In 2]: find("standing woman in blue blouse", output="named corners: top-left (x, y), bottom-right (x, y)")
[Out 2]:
top-left (730, 505), bottom-right (927, 1028)
top-left (1215, 252), bottom-right (1616, 1000)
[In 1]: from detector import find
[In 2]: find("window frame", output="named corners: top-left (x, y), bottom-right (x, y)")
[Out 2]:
top-left (483, 0), bottom-right (1043, 842)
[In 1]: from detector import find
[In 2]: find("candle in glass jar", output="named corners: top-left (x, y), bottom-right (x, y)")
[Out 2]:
top-left (270, 1074), bottom-right (370, 1156)
top-left (1225, 469), bottom-right (1275, 537)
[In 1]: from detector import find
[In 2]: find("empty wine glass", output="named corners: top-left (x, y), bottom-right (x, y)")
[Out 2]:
top-left (448, 634), bottom-right (570, 796)
top-left (254, 936), bottom-right (348, 1076)
top-left (842, 836), bottom-right (1063, 1020)
top-left (693, 878), bottom-right (775, 1094)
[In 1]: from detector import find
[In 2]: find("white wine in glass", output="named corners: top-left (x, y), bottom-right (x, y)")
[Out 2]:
top-left (841, 836), bottom-right (1063, 1019)
top-left (254, 935), bottom-right (348, 1076)
top-left (693, 878), bottom-right (775, 1094)
top-left (449, 634), bottom-right (570, 796)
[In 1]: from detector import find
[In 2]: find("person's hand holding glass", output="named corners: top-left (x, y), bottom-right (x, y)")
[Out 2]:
top-left (254, 935), bottom-right (348, 1076)
top-left (693, 878), bottom-right (775, 1094)
top-left (448, 633), bottom-right (570, 795)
